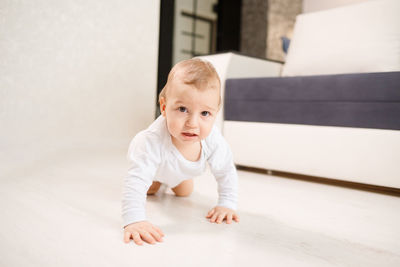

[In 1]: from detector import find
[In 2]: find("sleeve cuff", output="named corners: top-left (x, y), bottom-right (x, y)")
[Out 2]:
top-left (217, 199), bottom-right (237, 210)
top-left (122, 211), bottom-right (146, 228)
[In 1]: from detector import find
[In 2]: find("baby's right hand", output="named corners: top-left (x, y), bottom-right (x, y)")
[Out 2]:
top-left (123, 221), bottom-right (164, 245)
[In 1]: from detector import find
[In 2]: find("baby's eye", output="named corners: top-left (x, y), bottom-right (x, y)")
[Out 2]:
top-left (201, 111), bottom-right (210, 117)
top-left (179, 106), bottom-right (188, 113)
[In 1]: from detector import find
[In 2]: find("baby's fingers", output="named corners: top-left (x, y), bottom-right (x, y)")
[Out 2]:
top-left (226, 213), bottom-right (233, 224)
top-left (210, 213), bottom-right (218, 223)
top-left (132, 232), bottom-right (144, 246)
top-left (206, 209), bottom-right (215, 218)
top-left (154, 226), bottom-right (165, 237)
top-left (140, 231), bottom-right (157, 245)
top-left (216, 213), bottom-right (226, 224)
top-left (124, 231), bottom-right (132, 243)
top-left (233, 213), bottom-right (240, 222)
top-left (149, 228), bottom-right (164, 242)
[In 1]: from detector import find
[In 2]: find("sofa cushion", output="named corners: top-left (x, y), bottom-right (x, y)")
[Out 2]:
top-left (281, 0), bottom-right (400, 76)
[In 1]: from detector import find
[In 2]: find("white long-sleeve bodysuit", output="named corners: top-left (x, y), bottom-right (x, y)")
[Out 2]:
top-left (122, 115), bottom-right (238, 227)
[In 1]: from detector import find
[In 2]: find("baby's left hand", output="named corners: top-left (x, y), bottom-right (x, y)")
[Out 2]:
top-left (206, 206), bottom-right (240, 224)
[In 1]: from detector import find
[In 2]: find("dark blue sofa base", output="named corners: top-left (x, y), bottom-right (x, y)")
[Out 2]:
top-left (224, 72), bottom-right (400, 130)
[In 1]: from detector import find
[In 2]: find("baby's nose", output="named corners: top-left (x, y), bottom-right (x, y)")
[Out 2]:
top-left (186, 115), bottom-right (198, 128)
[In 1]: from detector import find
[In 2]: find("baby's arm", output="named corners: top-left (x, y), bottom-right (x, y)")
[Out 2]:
top-left (124, 221), bottom-right (164, 245)
top-left (206, 126), bottom-right (239, 224)
top-left (207, 165), bottom-right (240, 224)
top-left (122, 132), bottom-right (163, 244)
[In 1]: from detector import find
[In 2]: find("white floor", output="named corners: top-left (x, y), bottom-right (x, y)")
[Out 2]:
top-left (1, 146), bottom-right (399, 267)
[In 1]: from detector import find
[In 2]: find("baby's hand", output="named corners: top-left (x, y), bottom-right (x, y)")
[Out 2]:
top-left (123, 221), bottom-right (164, 245)
top-left (206, 206), bottom-right (240, 224)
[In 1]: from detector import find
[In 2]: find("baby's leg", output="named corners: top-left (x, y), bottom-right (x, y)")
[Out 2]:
top-left (147, 181), bottom-right (161, 195)
top-left (172, 179), bottom-right (193, 197)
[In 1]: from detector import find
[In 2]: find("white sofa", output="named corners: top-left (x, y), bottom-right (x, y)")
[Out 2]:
top-left (199, 0), bottom-right (400, 189)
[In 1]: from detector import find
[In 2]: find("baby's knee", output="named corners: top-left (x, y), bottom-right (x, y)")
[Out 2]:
top-left (147, 181), bottom-right (161, 195)
top-left (147, 189), bottom-right (158, 195)
top-left (174, 189), bottom-right (193, 197)
top-left (172, 179), bottom-right (193, 197)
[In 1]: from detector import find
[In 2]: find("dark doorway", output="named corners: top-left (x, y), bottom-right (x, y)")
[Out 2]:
top-left (216, 0), bottom-right (241, 52)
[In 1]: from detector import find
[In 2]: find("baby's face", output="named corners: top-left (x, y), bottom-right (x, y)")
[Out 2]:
top-left (160, 78), bottom-right (220, 148)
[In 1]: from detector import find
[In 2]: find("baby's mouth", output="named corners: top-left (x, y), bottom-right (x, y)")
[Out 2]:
top-left (182, 132), bottom-right (198, 137)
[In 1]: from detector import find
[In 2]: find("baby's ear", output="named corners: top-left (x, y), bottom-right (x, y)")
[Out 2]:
top-left (159, 97), bottom-right (166, 116)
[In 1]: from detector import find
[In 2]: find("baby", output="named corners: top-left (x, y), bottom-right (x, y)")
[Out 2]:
top-left (122, 58), bottom-right (239, 245)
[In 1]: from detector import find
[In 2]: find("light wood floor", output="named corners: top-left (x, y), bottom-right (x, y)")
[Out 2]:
top-left (1, 147), bottom-right (399, 266)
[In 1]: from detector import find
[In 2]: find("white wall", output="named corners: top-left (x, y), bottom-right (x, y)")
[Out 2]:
top-left (0, 0), bottom-right (160, 171)
top-left (303, 0), bottom-right (373, 13)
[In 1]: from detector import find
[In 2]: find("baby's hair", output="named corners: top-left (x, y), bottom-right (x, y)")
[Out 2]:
top-left (159, 58), bottom-right (221, 102)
